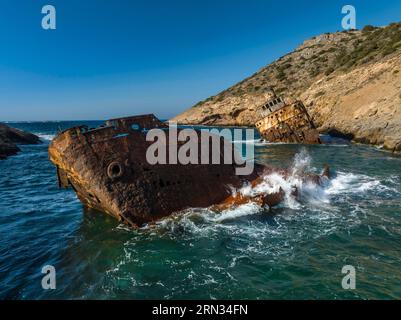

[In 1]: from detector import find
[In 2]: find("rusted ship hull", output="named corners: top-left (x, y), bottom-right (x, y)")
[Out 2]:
top-left (49, 115), bottom-right (263, 226)
top-left (49, 114), bottom-right (329, 227)
top-left (255, 96), bottom-right (321, 144)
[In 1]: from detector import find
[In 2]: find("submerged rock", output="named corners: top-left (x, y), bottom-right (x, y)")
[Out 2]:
top-left (0, 123), bottom-right (41, 160)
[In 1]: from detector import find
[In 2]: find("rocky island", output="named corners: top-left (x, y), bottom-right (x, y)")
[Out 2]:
top-left (172, 22), bottom-right (401, 152)
top-left (0, 123), bottom-right (41, 160)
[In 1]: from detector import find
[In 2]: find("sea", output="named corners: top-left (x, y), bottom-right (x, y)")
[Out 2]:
top-left (0, 121), bottom-right (400, 299)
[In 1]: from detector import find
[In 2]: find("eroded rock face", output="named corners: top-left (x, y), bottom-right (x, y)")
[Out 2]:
top-left (0, 123), bottom-right (41, 160)
top-left (171, 22), bottom-right (401, 152)
top-left (302, 55), bottom-right (401, 152)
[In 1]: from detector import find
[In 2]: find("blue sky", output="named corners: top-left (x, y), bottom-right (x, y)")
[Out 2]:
top-left (0, 0), bottom-right (400, 121)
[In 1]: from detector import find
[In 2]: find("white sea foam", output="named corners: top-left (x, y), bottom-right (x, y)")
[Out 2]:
top-left (102, 149), bottom-right (401, 295)
top-left (131, 149), bottom-right (393, 250)
top-left (212, 202), bottom-right (262, 223)
top-left (232, 139), bottom-right (274, 146)
top-left (36, 134), bottom-right (56, 141)
top-left (237, 148), bottom-right (317, 209)
top-left (232, 139), bottom-right (293, 146)
top-left (324, 172), bottom-right (387, 196)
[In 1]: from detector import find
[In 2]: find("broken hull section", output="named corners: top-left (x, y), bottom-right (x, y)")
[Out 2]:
top-left (255, 95), bottom-right (321, 144)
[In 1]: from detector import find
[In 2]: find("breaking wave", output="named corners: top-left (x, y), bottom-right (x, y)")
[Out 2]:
top-left (232, 139), bottom-right (294, 146)
top-left (140, 149), bottom-right (389, 241)
top-left (108, 152), bottom-right (393, 292)
top-left (232, 139), bottom-right (273, 146)
top-left (36, 133), bottom-right (56, 142)
top-left (85, 142), bottom-right (401, 300)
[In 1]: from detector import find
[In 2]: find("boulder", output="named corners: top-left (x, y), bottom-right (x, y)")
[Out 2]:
top-left (0, 123), bottom-right (41, 160)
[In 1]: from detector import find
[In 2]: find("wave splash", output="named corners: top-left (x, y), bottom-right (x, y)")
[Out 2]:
top-left (36, 133), bottom-right (56, 142)
top-left (142, 149), bottom-right (387, 238)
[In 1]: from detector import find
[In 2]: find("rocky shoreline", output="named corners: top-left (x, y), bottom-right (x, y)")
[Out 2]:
top-left (172, 22), bottom-right (401, 153)
top-left (0, 123), bottom-right (41, 160)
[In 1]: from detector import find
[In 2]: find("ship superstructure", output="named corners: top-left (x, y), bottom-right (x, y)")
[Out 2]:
top-left (255, 93), bottom-right (321, 144)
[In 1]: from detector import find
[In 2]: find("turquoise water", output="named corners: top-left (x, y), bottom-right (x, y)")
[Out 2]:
top-left (0, 121), bottom-right (401, 299)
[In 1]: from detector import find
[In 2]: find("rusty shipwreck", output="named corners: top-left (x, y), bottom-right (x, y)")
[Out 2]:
top-left (49, 114), bottom-right (329, 227)
top-left (255, 92), bottom-right (321, 144)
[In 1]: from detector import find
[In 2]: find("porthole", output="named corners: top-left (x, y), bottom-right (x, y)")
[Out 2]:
top-left (107, 161), bottom-right (124, 179)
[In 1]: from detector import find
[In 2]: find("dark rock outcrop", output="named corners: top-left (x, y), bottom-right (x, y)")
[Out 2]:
top-left (0, 123), bottom-right (41, 160)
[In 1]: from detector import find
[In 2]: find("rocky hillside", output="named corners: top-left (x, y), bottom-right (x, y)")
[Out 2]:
top-left (172, 22), bottom-right (401, 152)
top-left (0, 124), bottom-right (41, 160)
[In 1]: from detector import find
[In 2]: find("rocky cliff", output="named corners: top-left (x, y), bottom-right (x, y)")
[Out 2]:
top-left (0, 124), bottom-right (41, 160)
top-left (172, 22), bottom-right (401, 152)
